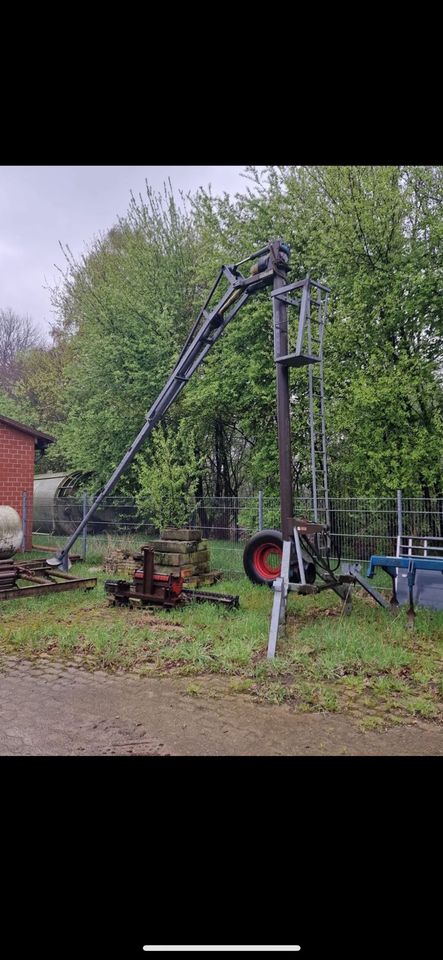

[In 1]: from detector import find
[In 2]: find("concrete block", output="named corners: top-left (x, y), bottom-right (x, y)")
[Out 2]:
top-left (143, 540), bottom-right (196, 555)
top-left (154, 550), bottom-right (210, 566)
top-left (160, 528), bottom-right (202, 541)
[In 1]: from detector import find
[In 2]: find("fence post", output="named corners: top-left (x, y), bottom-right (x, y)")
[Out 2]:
top-left (82, 492), bottom-right (88, 560)
top-left (397, 489), bottom-right (403, 541)
top-left (258, 490), bottom-right (264, 532)
top-left (21, 490), bottom-right (27, 553)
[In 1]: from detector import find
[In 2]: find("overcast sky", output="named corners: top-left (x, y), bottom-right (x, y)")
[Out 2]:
top-left (0, 166), bottom-right (254, 338)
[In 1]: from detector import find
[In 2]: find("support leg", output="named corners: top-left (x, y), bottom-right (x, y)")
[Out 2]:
top-left (267, 539), bottom-right (291, 658)
top-left (341, 564), bottom-right (392, 610)
top-left (293, 527), bottom-right (307, 586)
top-left (406, 591), bottom-right (416, 630)
top-left (406, 560), bottom-right (416, 630)
top-left (341, 582), bottom-right (353, 615)
top-left (383, 567), bottom-right (399, 611)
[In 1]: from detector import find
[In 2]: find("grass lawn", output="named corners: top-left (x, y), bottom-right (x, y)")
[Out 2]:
top-left (32, 531), bottom-right (391, 579)
top-left (32, 532), bottom-right (252, 577)
top-left (1, 552), bottom-right (443, 730)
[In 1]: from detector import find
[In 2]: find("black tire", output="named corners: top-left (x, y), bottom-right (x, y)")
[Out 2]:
top-left (243, 529), bottom-right (283, 586)
top-left (243, 529), bottom-right (317, 587)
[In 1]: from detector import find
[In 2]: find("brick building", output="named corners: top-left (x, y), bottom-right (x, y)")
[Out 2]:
top-left (0, 415), bottom-right (55, 550)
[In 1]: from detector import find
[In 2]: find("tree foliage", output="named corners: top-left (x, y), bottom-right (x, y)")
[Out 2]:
top-left (6, 166), bottom-right (443, 500)
top-left (135, 422), bottom-right (201, 529)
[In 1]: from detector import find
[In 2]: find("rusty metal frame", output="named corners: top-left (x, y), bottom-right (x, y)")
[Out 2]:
top-left (0, 558), bottom-right (96, 602)
top-left (104, 547), bottom-right (239, 610)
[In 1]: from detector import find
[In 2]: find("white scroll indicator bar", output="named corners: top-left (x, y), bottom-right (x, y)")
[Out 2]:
top-left (143, 948), bottom-right (301, 953)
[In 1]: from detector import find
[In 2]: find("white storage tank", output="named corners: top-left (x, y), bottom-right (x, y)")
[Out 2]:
top-left (0, 505), bottom-right (23, 559)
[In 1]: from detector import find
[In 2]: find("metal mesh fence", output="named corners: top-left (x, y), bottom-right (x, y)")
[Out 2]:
top-left (30, 492), bottom-right (443, 577)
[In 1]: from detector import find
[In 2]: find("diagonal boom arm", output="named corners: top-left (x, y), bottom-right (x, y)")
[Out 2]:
top-left (48, 240), bottom-right (290, 569)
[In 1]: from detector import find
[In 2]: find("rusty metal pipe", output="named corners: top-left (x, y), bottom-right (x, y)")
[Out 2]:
top-left (142, 547), bottom-right (154, 594)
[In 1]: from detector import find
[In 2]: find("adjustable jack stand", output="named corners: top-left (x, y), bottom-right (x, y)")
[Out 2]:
top-left (267, 539), bottom-right (292, 658)
top-left (339, 581), bottom-right (354, 616)
top-left (406, 562), bottom-right (417, 630)
top-left (267, 528), bottom-right (354, 658)
top-left (267, 526), bottom-right (308, 659)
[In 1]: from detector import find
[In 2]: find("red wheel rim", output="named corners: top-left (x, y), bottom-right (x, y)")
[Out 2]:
top-left (252, 542), bottom-right (282, 579)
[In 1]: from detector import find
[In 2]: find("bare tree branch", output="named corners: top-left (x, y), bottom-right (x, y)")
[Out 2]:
top-left (0, 308), bottom-right (44, 392)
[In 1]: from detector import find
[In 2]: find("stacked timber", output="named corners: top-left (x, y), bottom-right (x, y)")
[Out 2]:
top-left (144, 528), bottom-right (222, 587)
top-left (103, 548), bottom-right (138, 576)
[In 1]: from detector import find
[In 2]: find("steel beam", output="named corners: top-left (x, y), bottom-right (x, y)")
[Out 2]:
top-left (267, 538), bottom-right (291, 658)
top-left (0, 577), bottom-right (97, 601)
top-left (273, 266), bottom-right (293, 540)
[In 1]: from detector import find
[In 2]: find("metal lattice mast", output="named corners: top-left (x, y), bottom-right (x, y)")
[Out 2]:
top-left (307, 284), bottom-right (330, 530)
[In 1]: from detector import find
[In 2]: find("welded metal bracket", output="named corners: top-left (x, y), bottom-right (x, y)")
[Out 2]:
top-left (293, 525), bottom-right (307, 586)
top-left (341, 562), bottom-right (392, 610)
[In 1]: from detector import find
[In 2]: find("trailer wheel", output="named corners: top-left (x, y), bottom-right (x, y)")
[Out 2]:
top-left (243, 530), bottom-right (283, 585)
top-left (243, 529), bottom-right (317, 587)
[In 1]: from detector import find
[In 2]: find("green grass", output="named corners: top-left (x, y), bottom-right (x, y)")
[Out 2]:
top-left (31, 533), bottom-right (250, 577)
top-left (1, 552), bottom-right (443, 726)
top-left (32, 532), bottom-right (397, 584)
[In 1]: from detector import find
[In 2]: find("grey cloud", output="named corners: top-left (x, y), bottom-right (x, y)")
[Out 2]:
top-left (0, 166), bottom-right (250, 335)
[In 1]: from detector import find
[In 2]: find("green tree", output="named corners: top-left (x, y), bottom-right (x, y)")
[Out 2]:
top-left (232, 165), bottom-right (443, 496)
top-left (134, 422), bottom-right (201, 529)
top-left (0, 387), bottom-right (29, 422)
top-left (48, 182), bottom-right (201, 491)
top-left (38, 166), bottom-right (443, 503)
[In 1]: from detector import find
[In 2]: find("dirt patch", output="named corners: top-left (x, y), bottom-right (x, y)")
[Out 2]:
top-left (1, 654), bottom-right (442, 755)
